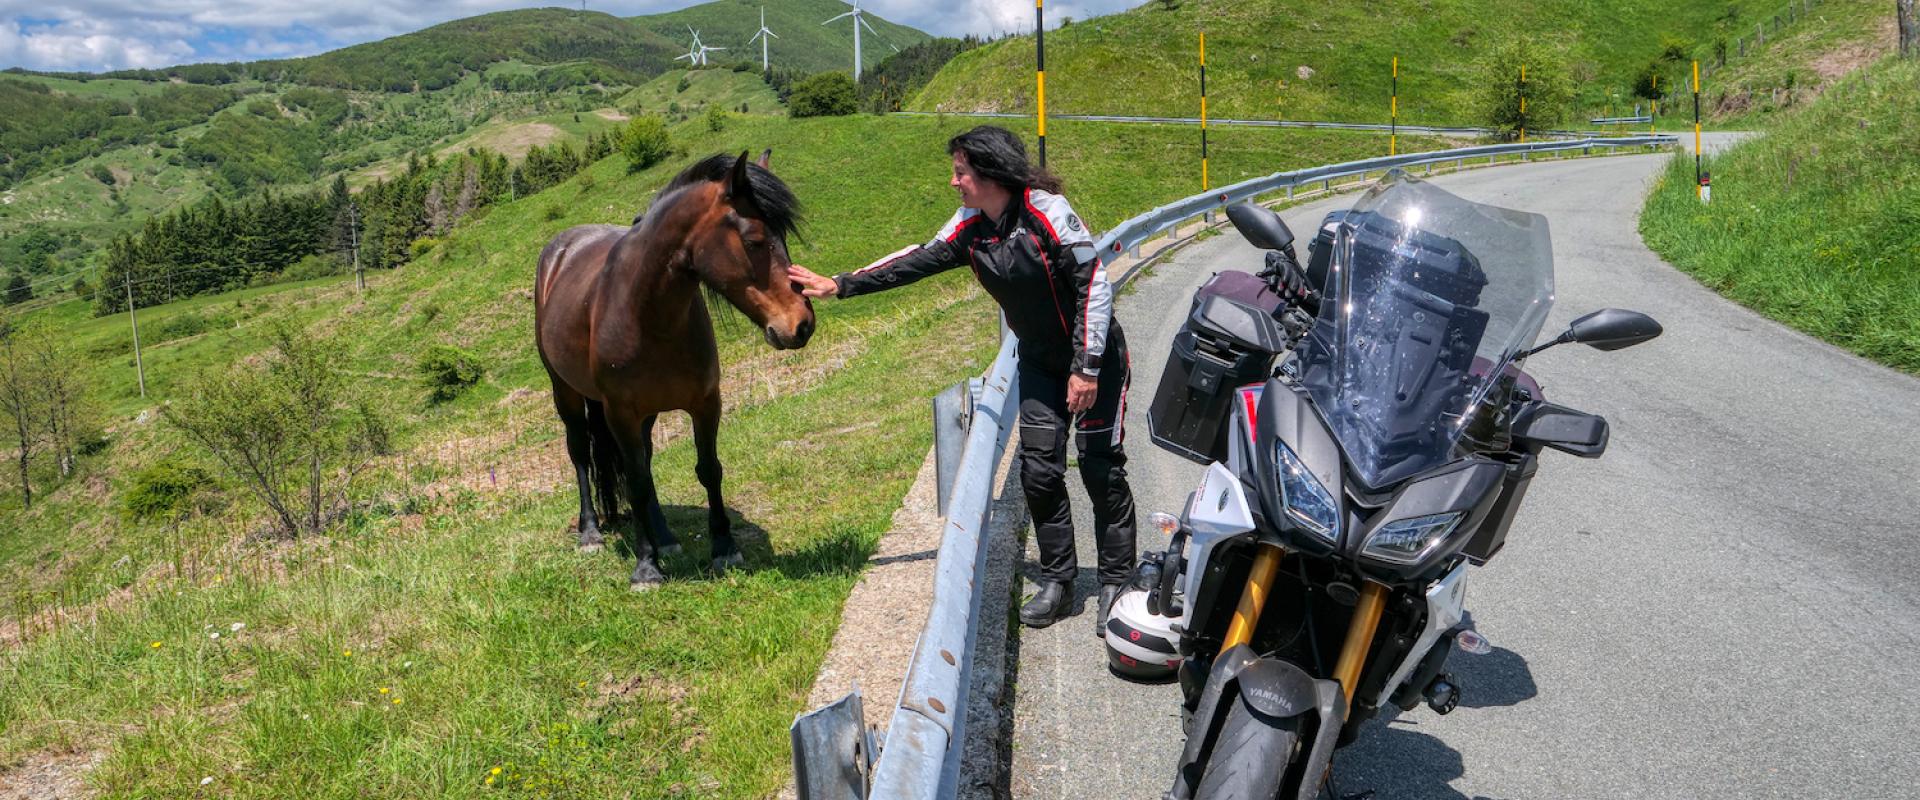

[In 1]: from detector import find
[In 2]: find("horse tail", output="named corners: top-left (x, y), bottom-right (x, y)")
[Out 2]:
top-left (584, 401), bottom-right (628, 525)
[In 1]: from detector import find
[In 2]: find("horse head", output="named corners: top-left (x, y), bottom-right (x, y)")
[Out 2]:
top-left (685, 150), bottom-right (815, 350)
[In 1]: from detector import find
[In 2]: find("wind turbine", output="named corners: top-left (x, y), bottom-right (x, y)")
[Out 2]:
top-left (747, 6), bottom-right (779, 73)
top-left (821, 0), bottom-right (881, 82)
top-left (674, 26), bottom-right (726, 67)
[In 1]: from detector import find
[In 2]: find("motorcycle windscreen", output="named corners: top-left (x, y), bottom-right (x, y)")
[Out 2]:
top-left (1293, 171), bottom-right (1554, 491)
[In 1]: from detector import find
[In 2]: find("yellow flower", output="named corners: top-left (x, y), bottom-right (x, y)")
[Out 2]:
top-left (490, 767), bottom-right (502, 776)
top-left (392, 698), bottom-right (403, 705)
top-left (379, 687), bottom-right (390, 694)
top-left (485, 777), bottom-right (495, 786)
top-left (149, 641), bottom-right (162, 649)
top-left (342, 649), bottom-right (352, 657)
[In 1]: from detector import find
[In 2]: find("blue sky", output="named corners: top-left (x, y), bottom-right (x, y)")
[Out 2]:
top-left (0, 0), bottom-right (1141, 72)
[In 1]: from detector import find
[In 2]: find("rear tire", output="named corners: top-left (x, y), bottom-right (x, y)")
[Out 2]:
top-left (1194, 692), bottom-right (1299, 799)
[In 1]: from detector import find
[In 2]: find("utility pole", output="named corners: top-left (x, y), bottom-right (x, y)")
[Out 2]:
top-left (349, 202), bottom-right (364, 293)
top-left (125, 274), bottom-right (146, 398)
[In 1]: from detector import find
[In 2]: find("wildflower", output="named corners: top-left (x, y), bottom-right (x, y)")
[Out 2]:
top-left (200, 776), bottom-right (214, 786)
top-left (230, 622), bottom-right (246, 632)
top-left (343, 649), bottom-right (353, 657)
top-left (150, 641), bottom-right (162, 649)
top-left (379, 687), bottom-right (390, 694)
top-left (485, 776), bottom-right (496, 786)
top-left (403, 661), bottom-right (413, 669)
top-left (491, 767), bottom-right (502, 776)
top-left (210, 632), bottom-right (220, 640)
top-left (392, 698), bottom-right (403, 705)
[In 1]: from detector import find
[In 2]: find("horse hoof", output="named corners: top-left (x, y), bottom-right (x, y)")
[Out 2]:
top-left (630, 563), bottom-right (666, 590)
top-left (658, 543), bottom-right (683, 557)
top-left (711, 551), bottom-right (746, 573)
top-left (628, 579), bottom-right (659, 593)
top-left (578, 541), bottom-right (604, 554)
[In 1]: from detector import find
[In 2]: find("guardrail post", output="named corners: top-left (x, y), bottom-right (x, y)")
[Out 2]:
top-left (1286, 185), bottom-right (1294, 200)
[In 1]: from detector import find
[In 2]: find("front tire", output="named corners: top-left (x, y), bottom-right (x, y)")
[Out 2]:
top-left (1194, 692), bottom-right (1299, 799)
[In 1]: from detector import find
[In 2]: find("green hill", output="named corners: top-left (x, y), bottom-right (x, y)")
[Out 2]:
top-left (1684, 0), bottom-right (1898, 121)
top-left (908, 0), bottom-right (1883, 125)
top-left (0, 110), bottom-right (1458, 796)
top-left (1641, 55), bottom-right (1919, 373)
top-left (636, 0), bottom-right (933, 75)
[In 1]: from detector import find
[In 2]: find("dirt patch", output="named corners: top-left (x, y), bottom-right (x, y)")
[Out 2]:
top-left (1810, 17), bottom-right (1897, 81)
top-left (593, 108), bottom-right (630, 122)
top-left (107, 167), bottom-right (133, 187)
top-left (445, 122), bottom-right (567, 162)
top-left (0, 747), bottom-right (104, 800)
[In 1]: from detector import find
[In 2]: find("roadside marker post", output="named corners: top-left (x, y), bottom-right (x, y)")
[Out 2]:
top-left (1693, 60), bottom-right (1703, 201)
top-left (1518, 63), bottom-right (1527, 144)
top-left (1390, 55), bottom-right (1399, 156)
top-left (1199, 31), bottom-right (1209, 191)
top-left (1035, 0), bottom-right (1047, 168)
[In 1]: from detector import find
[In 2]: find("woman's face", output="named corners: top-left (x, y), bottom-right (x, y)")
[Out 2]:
top-left (950, 151), bottom-right (1006, 212)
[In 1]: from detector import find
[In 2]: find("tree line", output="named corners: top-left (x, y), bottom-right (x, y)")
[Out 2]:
top-left (91, 131), bottom-right (622, 315)
top-left (0, 79), bottom-right (238, 188)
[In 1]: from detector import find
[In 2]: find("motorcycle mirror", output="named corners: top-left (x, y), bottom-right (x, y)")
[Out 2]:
top-left (1225, 203), bottom-right (1295, 253)
top-left (1526, 308), bottom-right (1664, 356)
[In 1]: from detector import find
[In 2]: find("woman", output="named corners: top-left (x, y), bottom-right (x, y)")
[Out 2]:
top-left (788, 126), bottom-right (1136, 636)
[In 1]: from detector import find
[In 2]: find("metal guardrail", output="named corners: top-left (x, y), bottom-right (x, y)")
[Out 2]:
top-left (1590, 115), bottom-right (1654, 125)
top-left (894, 110), bottom-right (1632, 140)
top-left (792, 132), bottom-right (1678, 800)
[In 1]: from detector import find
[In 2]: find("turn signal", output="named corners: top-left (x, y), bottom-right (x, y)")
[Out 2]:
top-left (1149, 512), bottom-right (1181, 537)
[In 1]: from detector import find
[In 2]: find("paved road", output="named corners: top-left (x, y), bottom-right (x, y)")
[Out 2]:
top-left (1007, 149), bottom-right (1920, 798)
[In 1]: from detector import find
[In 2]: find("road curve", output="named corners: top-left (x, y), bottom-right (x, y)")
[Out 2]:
top-left (1006, 151), bottom-right (1920, 799)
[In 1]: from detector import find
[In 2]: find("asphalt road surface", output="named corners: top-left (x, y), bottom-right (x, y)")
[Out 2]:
top-left (1006, 149), bottom-right (1920, 799)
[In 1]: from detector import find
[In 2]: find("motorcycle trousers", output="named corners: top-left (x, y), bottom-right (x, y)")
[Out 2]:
top-left (1017, 324), bottom-right (1137, 587)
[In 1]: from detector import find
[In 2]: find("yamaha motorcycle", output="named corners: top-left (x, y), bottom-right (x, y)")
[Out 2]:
top-left (1114, 171), bottom-right (1662, 799)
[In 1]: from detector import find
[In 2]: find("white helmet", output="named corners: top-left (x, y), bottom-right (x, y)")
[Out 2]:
top-left (1104, 589), bottom-right (1183, 684)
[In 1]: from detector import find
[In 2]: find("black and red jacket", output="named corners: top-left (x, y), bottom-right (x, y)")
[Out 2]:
top-left (833, 188), bottom-right (1115, 377)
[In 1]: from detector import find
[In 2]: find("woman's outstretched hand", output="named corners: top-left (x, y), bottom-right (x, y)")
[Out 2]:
top-left (788, 264), bottom-right (838, 299)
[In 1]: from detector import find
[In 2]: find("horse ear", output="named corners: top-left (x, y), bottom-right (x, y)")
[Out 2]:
top-left (757, 149), bottom-right (772, 169)
top-left (726, 150), bottom-right (754, 204)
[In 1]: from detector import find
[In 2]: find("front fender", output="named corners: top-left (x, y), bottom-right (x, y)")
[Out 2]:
top-left (1167, 645), bottom-right (1345, 800)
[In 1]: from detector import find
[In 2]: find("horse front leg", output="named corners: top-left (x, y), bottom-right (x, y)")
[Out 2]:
top-left (637, 414), bottom-right (680, 556)
top-left (621, 437), bottom-right (667, 591)
top-left (691, 394), bottom-right (741, 573)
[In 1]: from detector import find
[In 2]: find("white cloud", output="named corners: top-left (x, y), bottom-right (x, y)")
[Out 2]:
top-left (0, 0), bottom-right (1149, 72)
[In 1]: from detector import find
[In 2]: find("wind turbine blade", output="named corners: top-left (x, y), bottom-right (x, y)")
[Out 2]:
top-left (859, 15), bottom-right (878, 35)
top-left (749, 30), bottom-right (763, 44)
top-left (766, 29), bottom-right (779, 38)
top-left (824, 11), bottom-right (854, 23)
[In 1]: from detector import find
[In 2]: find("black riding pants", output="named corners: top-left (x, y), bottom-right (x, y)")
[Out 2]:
top-left (1018, 325), bottom-right (1137, 587)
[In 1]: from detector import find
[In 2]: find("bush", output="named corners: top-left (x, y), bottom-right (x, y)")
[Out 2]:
top-left (789, 72), bottom-right (858, 118)
top-left (543, 204), bottom-right (565, 222)
top-left (2, 273), bottom-right (30, 305)
top-left (620, 115), bottom-right (672, 173)
top-left (676, 75), bottom-right (691, 93)
top-left (1472, 37), bottom-right (1574, 137)
top-left (280, 253), bottom-right (342, 282)
top-left (410, 237), bottom-right (442, 259)
top-left (90, 164), bottom-right (116, 186)
top-left (125, 460), bottom-right (214, 520)
top-left (706, 104), bottom-right (729, 132)
top-left (418, 344), bottom-right (484, 403)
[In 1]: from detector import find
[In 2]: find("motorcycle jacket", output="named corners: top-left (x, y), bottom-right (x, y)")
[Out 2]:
top-left (833, 188), bottom-right (1114, 376)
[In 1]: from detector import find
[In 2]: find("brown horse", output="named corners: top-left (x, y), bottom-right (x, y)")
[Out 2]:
top-left (534, 151), bottom-right (813, 589)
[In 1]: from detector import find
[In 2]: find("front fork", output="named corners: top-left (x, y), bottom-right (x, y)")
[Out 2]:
top-left (1221, 542), bottom-right (1387, 714)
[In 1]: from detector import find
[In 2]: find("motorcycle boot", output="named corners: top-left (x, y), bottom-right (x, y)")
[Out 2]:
top-left (1095, 583), bottom-right (1123, 638)
top-left (1019, 581), bottom-right (1074, 628)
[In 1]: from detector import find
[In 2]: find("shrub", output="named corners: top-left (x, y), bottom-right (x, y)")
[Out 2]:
top-left (620, 115), bottom-right (672, 173)
top-left (706, 104), bottom-right (729, 132)
top-left (789, 72), bottom-right (858, 118)
top-left (676, 75), bottom-right (691, 93)
top-left (543, 204), bottom-right (565, 222)
top-left (1472, 37), bottom-right (1574, 137)
top-left (410, 237), bottom-right (442, 259)
top-left (125, 460), bottom-right (214, 520)
top-left (280, 253), bottom-right (342, 282)
top-left (418, 344), bottom-right (484, 404)
top-left (90, 164), bottom-right (116, 186)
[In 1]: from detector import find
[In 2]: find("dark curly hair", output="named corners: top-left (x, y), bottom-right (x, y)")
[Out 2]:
top-left (947, 125), bottom-right (1063, 195)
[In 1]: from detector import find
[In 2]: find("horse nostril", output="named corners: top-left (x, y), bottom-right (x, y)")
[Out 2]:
top-left (797, 319), bottom-right (814, 343)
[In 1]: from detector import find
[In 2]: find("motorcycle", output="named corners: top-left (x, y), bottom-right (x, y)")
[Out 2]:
top-left (1114, 170), bottom-right (1662, 799)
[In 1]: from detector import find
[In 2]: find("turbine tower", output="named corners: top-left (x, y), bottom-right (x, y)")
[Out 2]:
top-left (747, 6), bottom-right (779, 73)
top-left (822, 0), bottom-right (881, 82)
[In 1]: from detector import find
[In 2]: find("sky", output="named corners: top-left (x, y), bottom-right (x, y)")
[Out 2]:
top-left (0, 0), bottom-right (1141, 72)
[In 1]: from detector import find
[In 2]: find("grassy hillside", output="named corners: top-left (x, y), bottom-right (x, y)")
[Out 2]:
top-left (0, 114), bottom-right (1455, 797)
top-left (1688, 0), bottom-right (1898, 122)
top-left (1641, 56), bottom-right (1918, 373)
top-left (636, 0), bottom-right (932, 75)
top-left (908, 0), bottom-right (1862, 125)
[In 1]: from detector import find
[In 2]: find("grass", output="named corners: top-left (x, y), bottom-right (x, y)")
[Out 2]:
top-left (908, 0), bottom-right (1866, 127)
top-left (1640, 56), bottom-right (1919, 374)
top-left (616, 69), bottom-right (785, 118)
top-left (0, 113), bottom-right (1464, 797)
top-left (1689, 0), bottom-right (1896, 124)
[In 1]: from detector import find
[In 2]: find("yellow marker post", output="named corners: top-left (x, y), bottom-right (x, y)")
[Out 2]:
top-left (1035, 0), bottom-right (1047, 168)
top-left (1390, 55), bottom-right (1398, 156)
top-left (1199, 31), bottom-right (1209, 191)
top-left (1518, 64), bottom-right (1527, 144)
top-left (1693, 60), bottom-right (1702, 199)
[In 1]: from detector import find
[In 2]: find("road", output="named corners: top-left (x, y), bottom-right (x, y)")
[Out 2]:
top-left (1005, 148), bottom-right (1920, 799)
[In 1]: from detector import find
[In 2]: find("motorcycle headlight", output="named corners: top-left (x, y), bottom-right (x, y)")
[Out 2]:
top-left (1273, 440), bottom-right (1339, 542)
top-left (1362, 511), bottom-right (1466, 564)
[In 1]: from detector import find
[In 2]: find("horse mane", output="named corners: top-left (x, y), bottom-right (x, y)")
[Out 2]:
top-left (633, 153), bottom-right (805, 245)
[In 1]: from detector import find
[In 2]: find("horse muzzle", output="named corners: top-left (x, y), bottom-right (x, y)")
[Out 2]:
top-left (765, 317), bottom-right (814, 350)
